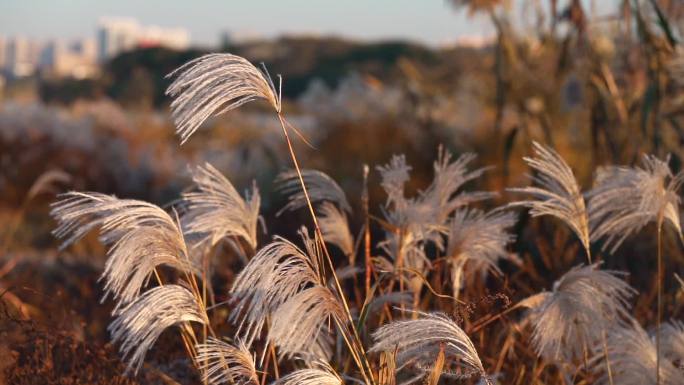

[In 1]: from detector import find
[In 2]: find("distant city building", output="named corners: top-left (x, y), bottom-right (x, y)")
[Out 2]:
top-left (0, 17), bottom-right (190, 79)
top-left (97, 17), bottom-right (140, 62)
top-left (43, 38), bottom-right (98, 79)
top-left (97, 17), bottom-right (190, 62)
top-left (6, 36), bottom-right (39, 77)
top-left (0, 36), bottom-right (6, 71)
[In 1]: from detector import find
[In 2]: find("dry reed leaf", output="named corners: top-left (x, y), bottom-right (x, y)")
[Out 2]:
top-left (378, 350), bottom-right (397, 385)
top-left (424, 343), bottom-right (445, 385)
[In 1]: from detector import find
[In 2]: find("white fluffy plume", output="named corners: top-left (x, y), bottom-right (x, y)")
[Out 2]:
top-left (523, 264), bottom-right (635, 363)
top-left (109, 284), bottom-right (207, 374)
top-left (423, 147), bottom-right (495, 221)
top-left (181, 162), bottom-right (261, 251)
top-left (318, 202), bottom-right (354, 258)
top-left (51, 192), bottom-right (197, 309)
top-left (588, 154), bottom-right (684, 252)
top-left (276, 169), bottom-right (351, 215)
top-left (166, 53), bottom-right (281, 143)
top-left (369, 311), bottom-right (489, 382)
top-left (659, 320), bottom-right (684, 366)
top-left (508, 141), bottom-right (590, 254)
top-left (593, 322), bottom-right (682, 385)
top-left (447, 208), bottom-right (516, 298)
top-left (268, 285), bottom-right (345, 359)
top-left (229, 229), bottom-right (324, 344)
top-left (271, 362), bottom-right (342, 385)
top-left (195, 337), bottom-right (259, 385)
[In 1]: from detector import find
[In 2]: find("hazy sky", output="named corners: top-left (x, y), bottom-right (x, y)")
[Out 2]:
top-left (1, 0), bottom-right (618, 46)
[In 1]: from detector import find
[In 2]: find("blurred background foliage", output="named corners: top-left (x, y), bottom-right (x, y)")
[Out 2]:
top-left (2, 1), bottom-right (684, 381)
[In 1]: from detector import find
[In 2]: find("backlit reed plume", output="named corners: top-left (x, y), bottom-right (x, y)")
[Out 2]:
top-left (659, 320), bottom-right (684, 366)
top-left (195, 337), bottom-right (259, 385)
top-left (369, 311), bottom-right (490, 384)
top-left (447, 208), bottom-right (516, 298)
top-left (181, 162), bottom-right (261, 251)
top-left (508, 141), bottom-right (591, 260)
top-left (593, 322), bottom-right (681, 385)
top-left (423, 147), bottom-right (494, 223)
top-left (230, 230), bottom-right (322, 344)
top-left (318, 202), bottom-right (354, 258)
top-left (166, 53), bottom-right (281, 143)
top-left (51, 192), bottom-right (197, 309)
top-left (269, 285), bottom-right (345, 359)
top-left (522, 264), bottom-right (635, 363)
top-left (276, 169), bottom-right (352, 215)
top-left (588, 154), bottom-right (684, 252)
top-left (271, 362), bottom-right (342, 385)
top-left (109, 284), bottom-right (207, 374)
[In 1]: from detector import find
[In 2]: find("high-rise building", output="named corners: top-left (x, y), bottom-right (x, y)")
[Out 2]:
top-left (0, 36), bottom-right (6, 71)
top-left (6, 36), bottom-right (36, 77)
top-left (97, 17), bottom-right (190, 62)
top-left (138, 25), bottom-right (190, 50)
top-left (97, 17), bottom-right (140, 62)
top-left (42, 38), bottom-right (98, 79)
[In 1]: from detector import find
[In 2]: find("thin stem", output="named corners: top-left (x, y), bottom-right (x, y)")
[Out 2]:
top-left (656, 221), bottom-right (662, 385)
top-left (277, 114), bottom-right (374, 385)
top-left (602, 329), bottom-right (614, 385)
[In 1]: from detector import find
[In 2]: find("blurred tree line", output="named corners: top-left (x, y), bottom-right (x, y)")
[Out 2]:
top-left (37, 37), bottom-right (476, 109)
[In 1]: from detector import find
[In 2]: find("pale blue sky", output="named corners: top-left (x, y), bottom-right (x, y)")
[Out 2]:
top-left (0, 0), bottom-right (618, 46)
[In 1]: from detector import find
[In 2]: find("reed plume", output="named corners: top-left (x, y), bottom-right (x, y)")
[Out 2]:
top-left (268, 285), bottom-right (345, 359)
top-left (271, 362), bottom-right (343, 385)
top-left (109, 284), bottom-right (207, 374)
top-left (276, 169), bottom-right (351, 215)
top-left (523, 264), bottom-right (635, 364)
top-left (508, 141), bottom-right (591, 260)
top-left (318, 202), bottom-right (355, 259)
top-left (588, 154), bottom-right (684, 252)
top-left (446, 208), bottom-right (516, 298)
top-left (181, 162), bottom-right (261, 252)
top-left (51, 192), bottom-right (197, 309)
top-left (195, 337), bottom-right (259, 385)
top-left (369, 311), bottom-right (490, 384)
top-left (229, 230), bottom-right (322, 344)
top-left (592, 321), bottom-right (681, 385)
top-left (166, 53), bottom-right (281, 143)
top-left (658, 320), bottom-right (684, 367)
